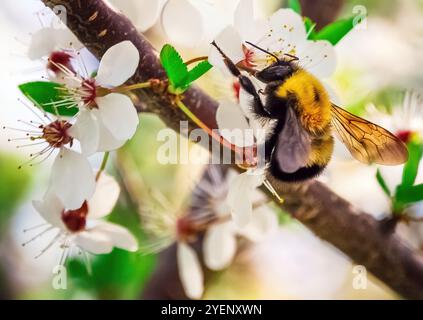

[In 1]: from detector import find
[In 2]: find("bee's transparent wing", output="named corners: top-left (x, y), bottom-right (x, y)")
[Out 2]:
top-left (274, 107), bottom-right (311, 173)
top-left (331, 104), bottom-right (408, 165)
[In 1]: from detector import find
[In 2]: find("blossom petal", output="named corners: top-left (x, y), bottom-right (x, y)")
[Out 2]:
top-left (92, 221), bottom-right (138, 252)
top-left (216, 100), bottom-right (254, 147)
top-left (50, 149), bottom-right (96, 210)
top-left (237, 205), bottom-right (278, 242)
top-left (74, 230), bottom-right (113, 254)
top-left (177, 242), bottom-right (204, 299)
top-left (234, 0), bottom-right (254, 36)
top-left (96, 93), bottom-right (139, 141)
top-left (54, 28), bottom-right (82, 51)
top-left (234, 0), bottom-right (268, 43)
top-left (268, 9), bottom-right (307, 42)
top-left (253, 9), bottom-right (307, 68)
top-left (68, 109), bottom-right (99, 156)
top-left (87, 109), bottom-right (126, 151)
top-left (136, 0), bottom-right (166, 31)
top-left (88, 173), bottom-right (120, 219)
top-left (161, 0), bottom-right (205, 48)
top-left (32, 192), bottom-right (65, 229)
top-left (209, 26), bottom-right (245, 69)
top-left (227, 171), bottom-right (264, 227)
top-left (95, 41), bottom-right (139, 87)
top-left (109, 0), bottom-right (166, 32)
top-left (27, 28), bottom-right (58, 60)
top-left (203, 223), bottom-right (237, 270)
top-left (298, 40), bottom-right (336, 78)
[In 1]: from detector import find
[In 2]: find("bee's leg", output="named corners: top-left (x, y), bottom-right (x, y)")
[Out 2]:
top-left (238, 76), bottom-right (271, 117)
top-left (211, 41), bottom-right (270, 117)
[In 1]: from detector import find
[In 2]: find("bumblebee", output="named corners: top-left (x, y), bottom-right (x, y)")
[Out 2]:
top-left (212, 41), bottom-right (408, 182)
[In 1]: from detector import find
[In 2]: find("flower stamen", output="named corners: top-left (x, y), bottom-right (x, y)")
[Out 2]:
top-left (47, 51), bottom-right (75, 75)
top-left (42, 120), bottom-right (73, 148)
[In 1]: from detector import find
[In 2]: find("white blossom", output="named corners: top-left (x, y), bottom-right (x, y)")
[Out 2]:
top-left (27, 26), bottom-right (82, 83)
top-left (8, 106), bottom-right (95, 210)
top-left (198, 167), bottom-right (278, 271)
top-left (141, 198), bottom-right (205, 299)
top-left (209, 0), bottom-right (336, 78)
top-left (31, 173), bottom-right (138, 260)
top-left (27, 27), bottom-right (80, 61)
top-left (204, 202), bottom-right (277, 270)
top-left (57, 41), bottom-right (140, 155)
top-left (140, 166), bottom-right (277, 299)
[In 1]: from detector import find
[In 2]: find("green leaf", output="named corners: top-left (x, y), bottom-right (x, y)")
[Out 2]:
top-left (187, 61), bottom-right (213, 84)
top-left (160, 44), bottom-right (189, 93)
top-left (19, 81), bottom-right (78, 117)
top-left (401, 141), bottom-right (423, 188)
top-left (304, 17), bottom-right (317, 39)
top-left (313, 17), bottom-right (356, 45)
top-left (376, 169), bottom-right (391, 197)
top-left (396, 184), bottom-right (423, 204)
top-left (288, 0), bottom-right (301, 14)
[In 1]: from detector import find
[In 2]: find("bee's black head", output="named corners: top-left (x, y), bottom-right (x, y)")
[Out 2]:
top-left (255, 59), bottom-right (295, 83)
top-left (245, 41), bottom-right (296, 83)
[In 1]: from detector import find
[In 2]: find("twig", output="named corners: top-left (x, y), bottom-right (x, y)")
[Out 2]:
top-left (96, 151), bottom-right (109, 181)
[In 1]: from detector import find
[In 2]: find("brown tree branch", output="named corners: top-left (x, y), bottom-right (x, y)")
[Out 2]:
top-left (300, 0), bottom-right (345, 30)
top-left (40, 0), bottom-right (423, 299)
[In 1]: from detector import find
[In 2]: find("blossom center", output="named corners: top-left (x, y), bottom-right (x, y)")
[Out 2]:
top-left (242, 45), bottom-right (256, 68)
top-left (42, 120), bottom-right (73, 148)
top-left (176, 217), bottom-right (198, 242)
top-left (396, 130), bottom-right (413, 144)
top-left (61, 201), bottom-right (89, 232)
top-left (81, 79), bottom-right (98, 108)
top-left (47, 51), bottom-right (74, 74)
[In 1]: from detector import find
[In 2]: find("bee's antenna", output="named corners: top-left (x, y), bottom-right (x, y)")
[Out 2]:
top-left (245, 41), bottom-right (280, 63)
top-left (284, 53), bottom-right (299, 62)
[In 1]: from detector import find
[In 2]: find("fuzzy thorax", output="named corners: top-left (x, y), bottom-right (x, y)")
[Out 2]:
top-left (276, 69), bottom-right (332, 135)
